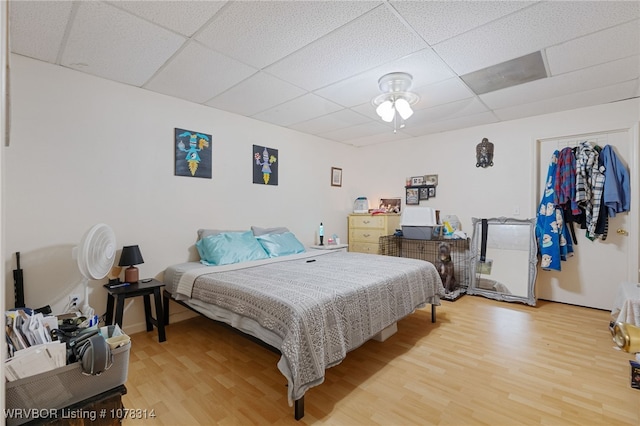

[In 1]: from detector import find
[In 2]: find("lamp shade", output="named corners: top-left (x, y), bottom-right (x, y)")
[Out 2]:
top-left (376, 100), bottom-right (395, 122)
top-left (118, 245), bottom-right (144, 267)
top-left (394, 98), bottom-right (414, 120)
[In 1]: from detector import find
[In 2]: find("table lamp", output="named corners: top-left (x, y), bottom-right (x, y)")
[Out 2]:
top-left (118, 245), bottom-right (144, 283)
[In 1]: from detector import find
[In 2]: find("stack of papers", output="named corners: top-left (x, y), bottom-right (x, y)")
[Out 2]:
top-left (5, 309), bottom-right (65, 380)
top-left (5, 341), bottom-right (66, 381)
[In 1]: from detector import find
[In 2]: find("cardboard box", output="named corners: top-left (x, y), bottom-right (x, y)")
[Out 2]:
top-left (5, 342), bottom-right (130, 425)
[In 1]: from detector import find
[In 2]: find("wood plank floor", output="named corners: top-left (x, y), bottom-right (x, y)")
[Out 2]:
top-left (122, 296), bottom-right (640, 425)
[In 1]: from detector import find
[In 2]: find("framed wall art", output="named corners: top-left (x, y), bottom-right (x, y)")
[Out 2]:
top-left (406, 187), bottom-right (419, 205)
top-left (253, 145), bottom-right (278, 185)
top-left (428, 185), bottom-right (436, 198)
top-left (331, 167), bottom-right (342, 187)
top-left (424, 174), bottom-right (438, 186)
top-left (174, 128), bottom-right (212, 178)
top-left (410, 176), bottom-right (424, 186)
top-left (419, 187), bottom-right (430, 200)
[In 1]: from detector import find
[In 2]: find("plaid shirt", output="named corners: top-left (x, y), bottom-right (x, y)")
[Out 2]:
top-left (575, 142), bottom-right (605, 240)
top-left (554, 147), bottom-right (580, 215)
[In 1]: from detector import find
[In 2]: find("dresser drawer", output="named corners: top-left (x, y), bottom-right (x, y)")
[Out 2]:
top-left (349, 228), bottom-right (386, 244)
top-left (349, 242), bottom-right (380, 254)
top-left (349, 215), bottom-right (386, 229)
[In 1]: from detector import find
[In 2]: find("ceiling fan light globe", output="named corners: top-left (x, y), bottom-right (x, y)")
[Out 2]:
top-left (395, 98), bottom-right (413, 120)
top-left (376, 100), bottom-right (393, 117)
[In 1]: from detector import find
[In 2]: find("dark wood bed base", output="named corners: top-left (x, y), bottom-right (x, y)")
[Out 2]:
top-left (162, 289), bottom-right (437, 420)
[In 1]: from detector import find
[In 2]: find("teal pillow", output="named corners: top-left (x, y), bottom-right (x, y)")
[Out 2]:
top-left (256, 232), bottom-right (306, 257)
top-left (196, 231), bottom-right (268, 266)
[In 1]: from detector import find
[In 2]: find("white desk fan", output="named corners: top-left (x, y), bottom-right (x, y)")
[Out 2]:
top-left (72, 223), bottom-right (117, 317)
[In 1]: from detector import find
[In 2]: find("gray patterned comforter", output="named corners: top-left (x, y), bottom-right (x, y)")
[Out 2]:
top-left (166, 251), bottom-right (445, 405)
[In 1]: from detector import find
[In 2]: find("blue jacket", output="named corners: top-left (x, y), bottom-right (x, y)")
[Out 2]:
top-left (601, 145), bottom-right (630, 217)
top-left (536, 151), bottom-right (574, 271)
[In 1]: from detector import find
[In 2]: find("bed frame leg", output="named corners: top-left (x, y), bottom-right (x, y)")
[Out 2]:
top-left (163, 290), bottom-right (170, 325)
top-left (294, 396), bottom-right (304, 420)
top-left (431, 304), bottom-right (436, 323)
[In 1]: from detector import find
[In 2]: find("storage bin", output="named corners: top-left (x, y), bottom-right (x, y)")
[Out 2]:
top-left (401, 207), bottom-right (438, 240)
top-left (5, 342), bottom-right (130, 426)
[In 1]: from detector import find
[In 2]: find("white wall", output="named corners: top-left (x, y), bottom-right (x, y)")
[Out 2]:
top-left (3, 54), bottom-right (639, 333)
top-left (357, 99), bottom-right (639, 235)
top-left (3, 55), bottom-right (356, 330)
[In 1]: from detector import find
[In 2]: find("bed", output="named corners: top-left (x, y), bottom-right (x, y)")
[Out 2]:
top-left (162, 229), bottom-right (445, 420)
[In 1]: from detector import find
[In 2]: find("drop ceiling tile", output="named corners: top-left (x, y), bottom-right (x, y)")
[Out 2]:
top-left (289, 109), bottom-right (371, 135)
top-left (314, 48), bottom-right (455, 107)
top-left (265, 6), bottom-right (428, 91)
top-left (195, 1), bottom-right (378, 69)
top-left (320, 120), bottom-right (395, 142)
top-left (61, 2), bottom-right (186, 86)
top-left (547, 19), bottom-right (640, 75)
top-left (345, 131), bottom-right (414, 147)
top-left (146, 42), bottom-right (258, 104)
top-left (391, 0), bottom-right (535, 45)
top-left (206, 72), bottom-right (306, 116)
top-left (411, 97), bottom-right (490, 124)
top-left (413, 78), bottom-right (475, 110)
top-left (434, 1), bottom-right (640, 75)
top-left (252, 94), bottom-right (343, 127)
top-left (404, 111), bottom-right (499, 137)
top-left (493, 80), bottom-right (640, 122)
top-left (9, 1), bottom-right (73, 63)
top-left (112, 1), bottom-right (227, 37)
top-left (481, 55), bottom-right (639, 110)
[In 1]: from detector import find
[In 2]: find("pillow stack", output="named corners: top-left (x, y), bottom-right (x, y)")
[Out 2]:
top-left (196, 226), bottom-right (306, 266)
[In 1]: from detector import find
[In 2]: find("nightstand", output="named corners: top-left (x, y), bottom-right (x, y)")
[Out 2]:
top-left (104, 278), bottom-right (166, 342)
top-left (309, 243), bottom-right (349, 253)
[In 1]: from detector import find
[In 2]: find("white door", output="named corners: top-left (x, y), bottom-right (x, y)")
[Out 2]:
top-left (535, 127), bottom-right (639, 310)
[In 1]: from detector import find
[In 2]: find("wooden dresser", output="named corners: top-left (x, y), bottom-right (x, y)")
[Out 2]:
top-left (348, 214), bottom-right (400, 254)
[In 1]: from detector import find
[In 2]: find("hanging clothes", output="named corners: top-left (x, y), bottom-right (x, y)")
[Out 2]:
top-left (575, 141), bottom-right (605, 240)
top-left (600, 144), bottom-right (631, 217)
top-left (536, 151), bottom-right (574, 271)
top-left (554, 146), bottom-right (581, 244)
top-left (554, 147), bottom-right (580, 215)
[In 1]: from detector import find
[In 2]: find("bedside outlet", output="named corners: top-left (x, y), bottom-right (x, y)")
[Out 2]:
top-left (69, 293), bottom-right (82, 309)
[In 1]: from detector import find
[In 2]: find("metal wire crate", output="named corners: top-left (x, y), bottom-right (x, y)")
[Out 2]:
top-left (379, 235), bottom-right (470, 294)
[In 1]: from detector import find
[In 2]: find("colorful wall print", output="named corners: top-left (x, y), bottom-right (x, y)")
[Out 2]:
top-left (175, 128), bottom-right (212, 178)
top-left (253, 145), bottom-right (278, 185)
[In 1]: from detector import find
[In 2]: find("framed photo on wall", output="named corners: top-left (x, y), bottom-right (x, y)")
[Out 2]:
top-left (331, 167), bottom-right (342, 187)
top-left (411, 176), bottom-right (424, 186)
top-left (428, 185), bottom-right (436, 198)
top-left (424, 174), bottom-right (438, 186)
top-left (406, 187), bottom-right (419, 205)
top-left (419, 187), bottom-right (430, 200)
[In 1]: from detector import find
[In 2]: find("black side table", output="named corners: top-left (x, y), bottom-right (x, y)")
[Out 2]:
top-left (104, 278), bottom-right (166, 342)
